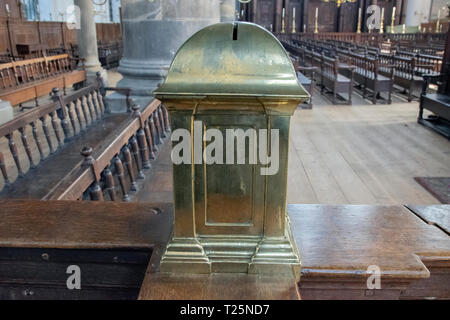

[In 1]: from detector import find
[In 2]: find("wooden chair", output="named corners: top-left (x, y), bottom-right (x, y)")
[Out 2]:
top-left (418, 67), bottom-right (450, 139)
top-left (319, 54), bottom-right (355, 105)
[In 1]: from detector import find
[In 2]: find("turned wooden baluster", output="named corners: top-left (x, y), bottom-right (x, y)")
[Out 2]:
top-left (161, 106), bottom-right (170, 132)
top-left (113, 154), bottom-right (130, 202)
top-left (95, 73), bottom-right (106, 113)
top-left (81, 96), bottom-right (92, 125)
top-left (131, 104), bottom-right (151, 169)
top-left (40, 115), bottom-right (54, 154)
top-left (81, 147), bottom-right (104, 201)
top-left (0, 152), bottom-right (10, 188)
top-left (130, 135), bottom-right (145, 179)
top-left (144, 119), bottom-right (156, 160)
top-left (50, 110), bottom-right (64, 147)
top-left (149, 115), bottom-right (160, 150)
top-left (153, 112), bottom-right (163, 144)
top-left (103, 166), bottom-right (117, 201)
top-left (75, 98), bottom-right (88, 131)
top-left (87, 92), bottom-right (99, 121)
top-left (67, 101), bottom-right (79, 135)
top-left (85, 93), bottom-right (97, 122)
top-left (52, 88), bottom-right (71, 139)
top-left (30, 121), bottom-right (44, 160)
top-left (91, 90), bottom-right (103, 119)
top-left (157, 106), bottom-right (167, 137)
top-left (6, 133), bottom-right (24, 177)
top-left (97, 90), bottom-right (106, 115)
top-left (122, 145), bottom-right (138, 192)
top-left (18, 127), bottom-right (35, 169)
top-left (137, 128), bottom-right (151, 169)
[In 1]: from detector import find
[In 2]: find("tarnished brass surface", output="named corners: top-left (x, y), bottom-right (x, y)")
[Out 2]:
top-left (154, 22), bottom-right (307, 278)
top-left (154, 22), bottom-right (309, 101)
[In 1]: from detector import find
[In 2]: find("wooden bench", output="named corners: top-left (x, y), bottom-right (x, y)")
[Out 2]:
top-left (338, 50), bottom-right (394, 104)
top-left (0, 54), bottom-right (86, 107)
top-left (0, 75), bottom-right (136, 199)
top-left (288, 204), bottom-right (450, 300)
top-left (290, 54), bottom-right (316, 109)
top-left (318, 54), bottom-right (355, 105)
top-left (98, 41), bottom-right (123, 70)
top-left (0, 200), bottom-right (172, 300)
top-left (418, 72), bottom-right (450, 139)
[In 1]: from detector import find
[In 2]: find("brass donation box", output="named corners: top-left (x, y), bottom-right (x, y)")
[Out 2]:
top-left (154, 22), bottom-right (309, 276)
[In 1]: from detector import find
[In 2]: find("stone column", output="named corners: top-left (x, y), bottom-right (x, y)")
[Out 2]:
top-left (106, 0), bottom-right (221, 113)
top-left (405, 0), bottom-right (432, 26)
top-left (74, 0), bottom-right (108, 82)
top-left (0, 100), bottom-right (13, 126)
top-left (221, 0), bottom-right (237, 22)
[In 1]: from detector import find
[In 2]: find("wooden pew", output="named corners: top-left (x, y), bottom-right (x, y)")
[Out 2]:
top-left (0, 200), bottom-right (172, 300)
top-left (290, 54), bottom-right (316, 109)
top-left (338, 50), bottom-right (394, 104)
top-left (418, 71), bottom-right (450, 139)
top-left (0, 75), bottom-right (134, 198)
top-left (319, 54), bottom-right (355, 105)
top-left (288, 204), bottom-right (450, 300)
top-left (0, 54), bottom-right (86, 107)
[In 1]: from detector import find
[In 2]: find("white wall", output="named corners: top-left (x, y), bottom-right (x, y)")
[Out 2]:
top-left (429, 0), bottom-right (449, 21)
top-left (405, 0), bottom-right (433, 26)
top-left (31, 0), bottom-right (120, 23)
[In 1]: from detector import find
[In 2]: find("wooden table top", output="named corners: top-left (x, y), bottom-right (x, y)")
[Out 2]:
top-left (0, 200), bottom-right (173, 250)
top-left (138, 273), bottom-right (300, 300)
top-left (407, 205), bottom-right (450, 235)
top-left (288, 204), bottom-right (450, 280)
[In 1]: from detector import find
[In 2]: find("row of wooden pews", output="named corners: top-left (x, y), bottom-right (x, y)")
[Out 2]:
top-left (283, 38), bottom-right (443, 104)
top-left (0, 54), bottom-right (86, 108)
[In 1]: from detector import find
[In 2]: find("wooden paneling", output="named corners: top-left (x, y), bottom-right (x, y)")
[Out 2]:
top-left (0, 0), bottom-right (22, 19)
top-left (338, 2), bottom-right (359, 32)
top-left (286, 0), bottom-right (302, 34)
top-left (0, 18), bottom-right (121, 56)
top-left (307, 0), bottom-right (337, 33)
top-left (252, 0), bottom-right (276, 31)
top-left (244, 0), bottom-right (407, 33)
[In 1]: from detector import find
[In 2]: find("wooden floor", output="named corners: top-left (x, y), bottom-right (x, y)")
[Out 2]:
top-left (288, 89), bottom-right (450, 205)
top-left (1, 70), bottom-right (449, 205)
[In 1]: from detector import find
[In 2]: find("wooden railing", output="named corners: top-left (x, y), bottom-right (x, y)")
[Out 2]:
top-left (0, 75), bottom-right (125, 190)
top-left (0, 53), bottom-right (87, 107)
top-left (278, 32), bottom-right (447, 51)
top-left (0, 54), bottom-right (79, 90)
top-left (43, 100), bottom-right (169, 202)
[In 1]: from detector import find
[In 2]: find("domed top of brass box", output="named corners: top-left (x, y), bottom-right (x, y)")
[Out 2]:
top-left (154, 22), bottom-right (309, 102)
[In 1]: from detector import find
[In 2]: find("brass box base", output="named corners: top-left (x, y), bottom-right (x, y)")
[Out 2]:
top-left (160, 217), bottom-right (301, 280)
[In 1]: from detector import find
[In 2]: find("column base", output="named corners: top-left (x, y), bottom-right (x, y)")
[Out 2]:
top-left (0, 100), bottom-right (14, 125)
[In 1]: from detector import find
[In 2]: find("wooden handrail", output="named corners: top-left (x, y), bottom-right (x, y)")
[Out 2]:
top-left (0, 54), bottom-right (72, 69)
